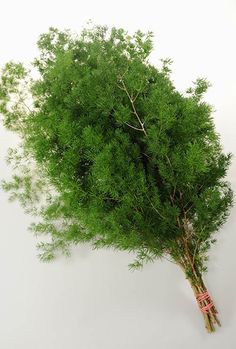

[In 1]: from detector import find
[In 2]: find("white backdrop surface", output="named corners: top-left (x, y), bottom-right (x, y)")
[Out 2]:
top-left (0, 1), bottom-right (236, 348)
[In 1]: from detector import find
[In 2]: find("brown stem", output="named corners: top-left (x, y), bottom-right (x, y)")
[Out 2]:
top-left (173, 210), bottom-right (221, 332)
top-left (178, 259), bottom-right (221, 333)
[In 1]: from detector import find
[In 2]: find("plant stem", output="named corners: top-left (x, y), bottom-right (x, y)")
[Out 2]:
top-left (178, 259), bottom-right (221, 333)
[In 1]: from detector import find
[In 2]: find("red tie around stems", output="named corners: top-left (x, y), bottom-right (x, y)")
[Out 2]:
top-left (196, 291), bottom-right (215, 314)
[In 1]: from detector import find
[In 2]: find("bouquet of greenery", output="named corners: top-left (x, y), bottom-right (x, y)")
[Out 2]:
top-left (0, 25), bottom-right (233, 332)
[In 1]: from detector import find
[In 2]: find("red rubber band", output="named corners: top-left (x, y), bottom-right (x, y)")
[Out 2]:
top-left (196, 291), bottom-right (214, 314)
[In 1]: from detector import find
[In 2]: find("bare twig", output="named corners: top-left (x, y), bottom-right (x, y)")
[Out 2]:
top-left (145, 193), bottom-right (166, 220)
top-left (192, 238), bottom-right (200, 264)
top-left (117, 76), bottom-right (147, 136)
top-left (150, 201), bottom-right (166, 219)
top-left (133, 82), bottom-right (144, 102)
top-left (125, 122), bottom-right (144, 133)
top-left (165, 154), bottom-right (173, 169)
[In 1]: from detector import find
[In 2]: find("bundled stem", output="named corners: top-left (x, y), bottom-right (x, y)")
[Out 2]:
top-left (172, 203), bottom-right (221, 332)
top-left (177, 255), bottom-right (221, 333)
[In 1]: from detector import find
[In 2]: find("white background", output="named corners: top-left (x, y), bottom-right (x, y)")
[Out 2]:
top-left (0, 0), bottom-right (236, 348)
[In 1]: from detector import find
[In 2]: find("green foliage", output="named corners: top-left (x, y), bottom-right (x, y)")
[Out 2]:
top-left (0, 25), bottom-right (233, 269)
